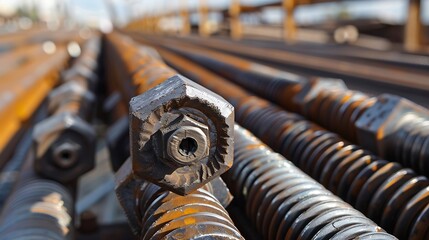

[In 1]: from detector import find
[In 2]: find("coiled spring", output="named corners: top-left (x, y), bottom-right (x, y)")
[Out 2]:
top-left (137, 181), bottom-right (243, 240)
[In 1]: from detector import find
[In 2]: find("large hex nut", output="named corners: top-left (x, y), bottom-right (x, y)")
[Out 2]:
top-left (355, 94), bottom-right (429, 159)
top-left (48, 81), bottom-right (95, 120)
top-left (129, 74), bottom-right (234, 195)
top-left (33, 113), bottom-right (96, 183)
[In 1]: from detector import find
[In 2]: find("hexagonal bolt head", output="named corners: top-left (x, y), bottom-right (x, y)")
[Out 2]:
top-left (129, 74), bottom-right (234, 195)
top-left (33, 113), bottom-right (96, 183)
top-left (355, 94), bottom-right (429, 158)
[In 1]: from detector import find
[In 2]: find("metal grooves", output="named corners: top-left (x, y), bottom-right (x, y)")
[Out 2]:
top-left (137, 181), bottom-right (244, 240)
top-left (225, 125), bottom-right (396, 240)
top-left (0, 179), bottom-right (73, 240)
top-left (391, 116), bottom-right (429, 177)
top-left (235, 101), bottom-right (429, 239)
top-left (303, 89), bottom-right (375, 142)
top-left (156, 49), bottom-right (429, 239)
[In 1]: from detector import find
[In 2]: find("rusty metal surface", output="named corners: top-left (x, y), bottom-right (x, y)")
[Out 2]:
top-left (129, 75), bottom-right (234, 195)
top-left (104, 32), bottom-right (235, 195)
top-left (154, 47), bottom-right (429, 239)
top-left (115, 159), bottom-right (236, 238)
top-left (228, 124), bottom-right (396, 240)
top-left (139, 35), bottom-right (429, 179)
top-left (147, 34), bottom-right (429, 92)
top-left (136, 184), bottom-right (242, 240)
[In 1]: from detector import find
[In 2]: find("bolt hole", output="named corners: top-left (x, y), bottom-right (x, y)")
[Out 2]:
top-left (178, 137), bottom-right (198, 156)
top-left (60, 150), bottom-right (73, 161)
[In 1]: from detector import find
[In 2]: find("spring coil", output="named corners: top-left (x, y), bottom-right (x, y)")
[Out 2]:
top-left (0, 179), bottom-right (73, 240)
top-left (224, 125), bottom-right (396, 240)
top-left (236, 102), bottom-right (429, 240)
top-left (137, 181), bottom-right (244, 240)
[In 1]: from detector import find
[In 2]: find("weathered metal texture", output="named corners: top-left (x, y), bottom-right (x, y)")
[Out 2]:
top-left (137, 184), bottom-right (240, 240)
top-left (157, 49), bottom-right (429, 239)
top-left (0, 179), bottom-right (73, 239)
top-left (103, 33), bottom-right (235, 194)
top-left (149, 37), bottom-right (429, 179)
top-left (130, 75), bottom-right (234, 195)
top-left (356, 94), bottom-right (429, 176)
top-left (233, 103), bottom-right (429, 239)
top-left (115, 158), bottom-right (235, 237)
top-left (32, 36), bottom-right (100, 183)
top-left (103, 32), bottom-right (176, 103)
top-left (226, 124), bottom-right (396, 240)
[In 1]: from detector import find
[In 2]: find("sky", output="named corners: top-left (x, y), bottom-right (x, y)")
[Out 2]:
top-left (0, 0), bottom-right (428, 27)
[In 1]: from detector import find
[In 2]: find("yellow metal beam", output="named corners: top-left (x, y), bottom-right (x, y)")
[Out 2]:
top-left (230, 0), bottom-right (242, 40)
top-left (405, 0), bottom-right (423, 51)
top-left (283, 0), bottom-right (297, 43)
top-left (181, 0), bottom-right (191, 35)
top-left (0, 47), bottom-right (68, 152)
top-left (199, 0), bottom-right (209, 37)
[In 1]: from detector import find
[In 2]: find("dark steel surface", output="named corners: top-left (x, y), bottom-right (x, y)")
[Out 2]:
top-left (228, 124), bottom-right (395, 240)
top-left (139, 35), bottom-right (429, 180)
top-left (154, 47), bottom-right (429, 239)
top-left (32, 36), bottom-right (101, 184)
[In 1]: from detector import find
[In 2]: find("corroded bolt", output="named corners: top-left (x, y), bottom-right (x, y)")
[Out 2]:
top-left (115, 159), bottom-right (234, 236)
top-left (129, 74), bottom-right (234, 195)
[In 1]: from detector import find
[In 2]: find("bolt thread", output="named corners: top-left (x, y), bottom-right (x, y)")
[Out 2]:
top-left (236, 101), bottom-right (429, 239)
top-left (391, 117), bottom-right (429, 176)
top-left (0, 179), bottom-right (73, 239)
top-left (226, 125), bottom-right (396, 240)
top-left (137, 181), bottom-right (243, 240)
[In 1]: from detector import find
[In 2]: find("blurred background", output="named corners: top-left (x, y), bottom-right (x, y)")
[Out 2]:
top-left (0, 0), bottom-right (428, 50)
top-left (0, 1), bottom-right (428, 239)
